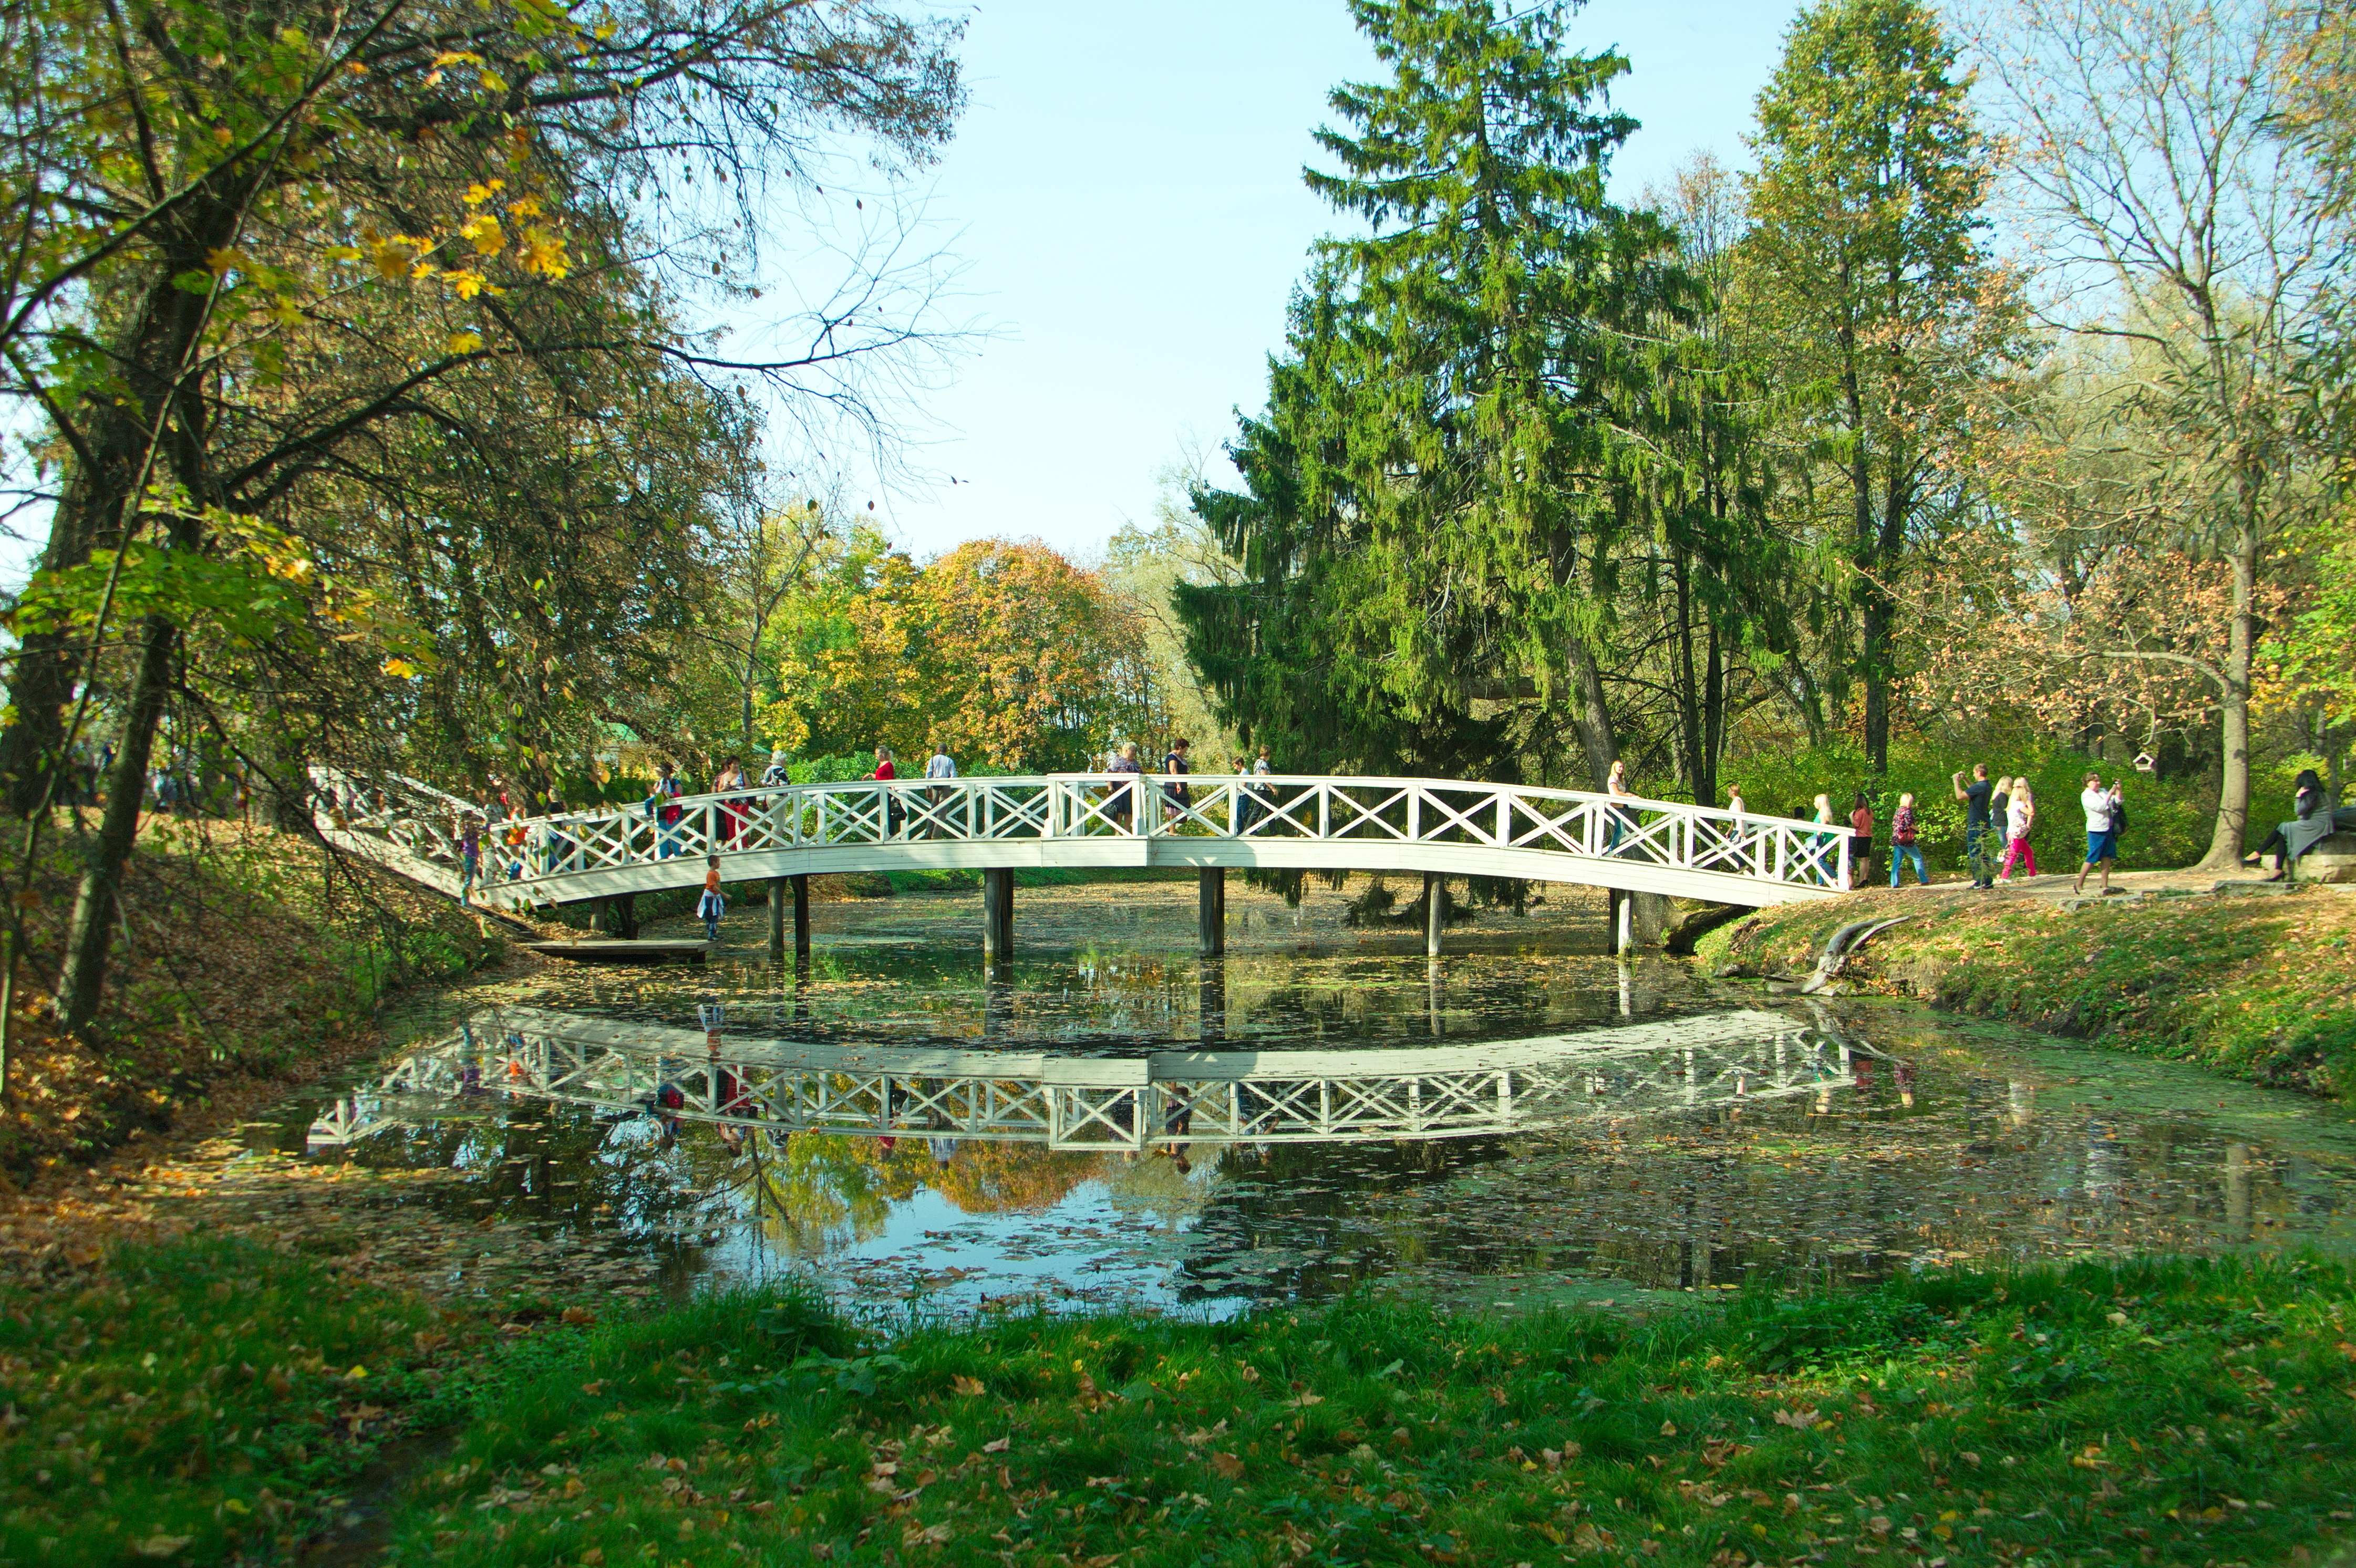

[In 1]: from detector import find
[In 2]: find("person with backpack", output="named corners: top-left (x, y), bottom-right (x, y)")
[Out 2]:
top-left (1888, 793), bottom-right (1928, 887)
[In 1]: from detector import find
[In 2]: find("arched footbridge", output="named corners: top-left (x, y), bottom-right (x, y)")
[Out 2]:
top-left (314, 770), bottom-right (1848, 956)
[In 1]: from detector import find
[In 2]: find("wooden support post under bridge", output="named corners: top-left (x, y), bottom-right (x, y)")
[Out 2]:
top-left (981, 867), bottom-right (1014, 967)
top-left (1197, 868), bottom-right (1225, 957)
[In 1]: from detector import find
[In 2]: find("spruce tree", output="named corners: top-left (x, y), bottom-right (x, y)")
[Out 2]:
top-left (1181, 0), bottom-right (1677, 785)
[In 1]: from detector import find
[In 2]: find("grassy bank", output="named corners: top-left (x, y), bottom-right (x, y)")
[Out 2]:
top-left (7, 1239), bottom-right (2352, 1566)
top-left (1698, 887), bottom-right (2356, 1098)
top-left (0, 816), bottom-right (504, 1183)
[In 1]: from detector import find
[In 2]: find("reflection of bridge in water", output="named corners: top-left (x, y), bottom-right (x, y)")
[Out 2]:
top-left (312, 1006), bottom-right (1885, 1153)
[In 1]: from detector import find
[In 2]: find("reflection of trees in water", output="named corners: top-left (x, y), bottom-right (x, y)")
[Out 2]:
top-left (727, 1132), bottom-right (1108, 1258)
top-left (1165, 1081), bottom-right (2348, 1304)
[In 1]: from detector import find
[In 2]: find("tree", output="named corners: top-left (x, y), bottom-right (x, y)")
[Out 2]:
top-left (1744, 0), bottom-right (2001, 775)
top-left (1620, 152), bottom-right (1796, 805)
top-left (762, 538), bottom-right (1153, 773)
top-left (0, 0), bottom-right (965, 1032)
top-left (1179, 0), bottom-right (1676, 787)
top-left (1971, 0), bottom-right (2332, 867)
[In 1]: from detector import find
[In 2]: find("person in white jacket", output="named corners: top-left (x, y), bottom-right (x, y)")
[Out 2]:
top-left (2072, 773), bottom-right (2123, 895)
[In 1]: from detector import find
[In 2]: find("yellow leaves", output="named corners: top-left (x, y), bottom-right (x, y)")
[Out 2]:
top-left (205, 247), bottom-right (243, 277)
top-left (433, 50), bottom-right (485, 67)
top-left (446, 331), bottom-right (484, 356)
top-left (463, 180), bottom-right (508, 206)
top-left (383, 658), bottom-right (421, 680)
top-left (479, 69), bottom-right (509, 93)
top-left (447, 271), bottom-right (489, 300)
top-left (507, 196), bottom-right (544, 219)
top-left (370, 238), bottom-right (420, 281)
top-left (325, 245), bottom-right (363, 263)
top-left (460, 214), bottom-right (505, 256)
top-left (516, 224), bottom-right (570, 279)
top-left (949, 1375), bottom-right (985, 1397)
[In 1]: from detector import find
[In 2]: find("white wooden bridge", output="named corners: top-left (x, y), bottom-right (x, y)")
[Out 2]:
top-left (314, 769), bottom-right (1847, 955)
top-left (307, 1005), bottom-right (1875, 1152)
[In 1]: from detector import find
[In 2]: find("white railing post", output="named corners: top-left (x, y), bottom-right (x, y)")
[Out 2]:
top-left (1317, 784), bottom-right (1330, 840)
top-left (1408, 787), bottom-right (1422, 842)
top-left (1494, 790), bottom-right (1508, 847)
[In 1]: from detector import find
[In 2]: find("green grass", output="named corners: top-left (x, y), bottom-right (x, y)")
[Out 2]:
top-left (0, 1239), bottom-right (462, 1566)
top-left (15, 1244), bottom-right (2355, 1566)
top-left (1701, 890), bottom-right (2356, 1097)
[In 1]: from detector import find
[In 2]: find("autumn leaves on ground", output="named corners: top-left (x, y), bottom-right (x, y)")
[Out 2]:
top-left (0, 817), bottom-right (500, 1189)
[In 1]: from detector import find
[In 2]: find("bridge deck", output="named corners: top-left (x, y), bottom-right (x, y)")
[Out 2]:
top-left (314, 771), bottom-right (1852, 912)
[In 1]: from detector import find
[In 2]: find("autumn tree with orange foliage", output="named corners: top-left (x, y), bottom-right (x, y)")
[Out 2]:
top-left (763, 536), bottom-right (1163, 772)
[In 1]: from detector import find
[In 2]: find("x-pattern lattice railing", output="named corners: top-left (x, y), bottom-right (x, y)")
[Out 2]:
top-left (314, 1009), bottom-right (1877, 1152)
top-left (315, 769), bottom-right (1854, 905)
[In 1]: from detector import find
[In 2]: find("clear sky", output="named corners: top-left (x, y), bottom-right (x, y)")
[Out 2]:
top-left (848, 0), bottom-right (1808, 561)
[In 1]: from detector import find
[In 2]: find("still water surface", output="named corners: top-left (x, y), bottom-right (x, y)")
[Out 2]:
top-left (246, 879), bottom-right (2356, 1316)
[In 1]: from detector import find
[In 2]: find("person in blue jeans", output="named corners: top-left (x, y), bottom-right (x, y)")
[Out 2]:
top-left (1952, 763), bottom-right (1997, 889)
top-left (698, 855), bottom-right (726, 940)
top-left (1888, 792), bottom-right (1929, 886)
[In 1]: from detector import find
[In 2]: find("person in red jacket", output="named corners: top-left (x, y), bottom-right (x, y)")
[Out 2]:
top-left (872, 746), bottom-right (904, 838)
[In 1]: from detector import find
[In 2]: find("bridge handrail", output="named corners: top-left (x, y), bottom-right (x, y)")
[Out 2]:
top-left (409, 772), bottom-right (1851, 897)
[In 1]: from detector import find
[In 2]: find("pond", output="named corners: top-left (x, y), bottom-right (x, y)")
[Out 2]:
top-left (242, 875), bottom-right (2356, 1318)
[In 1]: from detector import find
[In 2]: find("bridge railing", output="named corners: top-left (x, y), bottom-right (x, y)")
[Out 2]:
top-left (447, 773), bottom-right (1849, 900)
top-left (310, 767), bottom-right (482, 895)
top-left (311, 769), bottom-right (1852, 902)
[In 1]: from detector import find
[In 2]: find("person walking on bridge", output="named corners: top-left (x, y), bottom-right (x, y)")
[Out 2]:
top-left (872, 746), bottom-right (905, 839)
top-left (1162, 738), bottom-right (1193, 815)
top-left (923, 739), bottom-right (957, 838)
top-left (649, 761), bottom-right (684, 860)
top-left (715, 756), bottom-right (749, 847)
top-left (1605, 759), bottom-right (1637, 854)
top-left (1953, 764), bottom-right (1996, 889)
top-left (1105, 742), bottom-right (1144, 833)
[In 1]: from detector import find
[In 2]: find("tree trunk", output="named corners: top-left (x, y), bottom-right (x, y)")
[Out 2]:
top-left (0, 252), bottom-right (229, 815)
top-left (2196, 512), bottom-right (2259, 870)
top-left (1566, 635), bottom-right (1617, 790)
top-left (55, 611), bottom-right (178, 1034)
